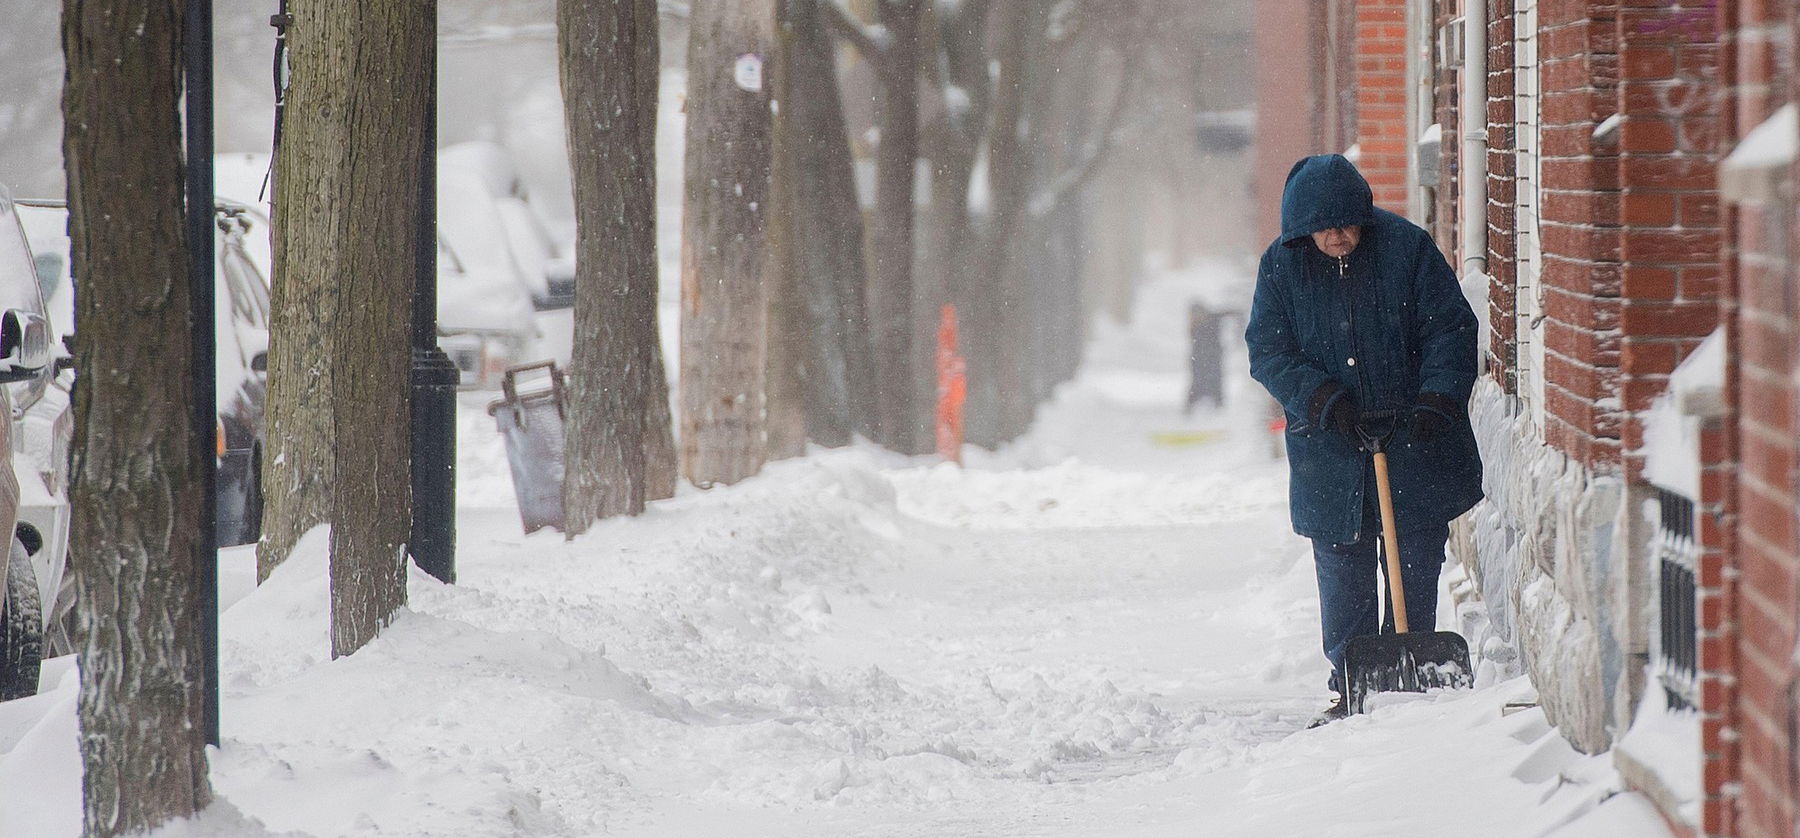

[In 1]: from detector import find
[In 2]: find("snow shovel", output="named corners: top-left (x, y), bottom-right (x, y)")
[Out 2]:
top-left (1341, 420), bottom-right (1473, 715)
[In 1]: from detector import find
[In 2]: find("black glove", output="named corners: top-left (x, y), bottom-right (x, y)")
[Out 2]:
top-left (1309, 382), bottom-right (1359, 439)
top-left (1409, 392), bottom-right (1462, 444)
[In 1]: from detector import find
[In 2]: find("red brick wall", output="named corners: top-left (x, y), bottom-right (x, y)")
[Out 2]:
top-left (1730, 199), bottom-right (1800, 832)
top-left (1357, 0), bottom-right (1410, 210)
top-left (1537, 2), bottom-right (1623, 469)
top-left (1615, 6), bottom-right (1722, 485)
top-left (1713, 0), bottom-right (1800, 830)
top-left (1717, 2), bottom-right (1797, 836)
top-left (1252, 0), bottom-right (1326, 247)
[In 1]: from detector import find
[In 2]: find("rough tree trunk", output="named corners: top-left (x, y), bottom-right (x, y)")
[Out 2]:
top-left (680, 0), bottom-right (774, 486)
top-left (769, 0), bottom-right (876, 455)
top-left (963, 0), bottom-right (1037, 447)
top-left (309, 0), bottom-right (432, 658)
top-left (765, 170), bottom-right (807, 459)
top-left (644, 344), bottom-right (678, 500)
top-left (919, 0), bottom-right (991, 448)
top-left (260, 8), bottom-right (340, 582)
top-left (62, 0), bottom-right (213, 831)
top-left (867, 0), bottom-right (925, 453)
top-left (765, 171), bottom-right (805, 460)
top-left (559, 0), bottom-right (662, 530)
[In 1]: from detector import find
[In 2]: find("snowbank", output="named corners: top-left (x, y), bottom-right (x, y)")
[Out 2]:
top-left (0, 265), bottom-right (1664, 837)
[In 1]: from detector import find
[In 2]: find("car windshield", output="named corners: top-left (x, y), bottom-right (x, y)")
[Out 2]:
top-left (218, 212), bottom-right (270, 333)
top-left (13, 203), bottom-right (72, 342)
top-left (0, 200), bottom-right (51, 413)
top-left (0, 203), bottom-right (45, 319)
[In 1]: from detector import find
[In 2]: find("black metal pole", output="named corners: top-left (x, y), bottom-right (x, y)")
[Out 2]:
top-left (184, 0), bottom-right (219, 747)
top-left (410, 0), bottom-right (457, 584)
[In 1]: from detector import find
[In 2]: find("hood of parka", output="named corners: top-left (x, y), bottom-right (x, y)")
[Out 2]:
top-left (1279, 154), bottom-right (1377, 249)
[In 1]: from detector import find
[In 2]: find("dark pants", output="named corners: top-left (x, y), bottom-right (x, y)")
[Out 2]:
top-left (1311, 506), bottom-right (1450, 694)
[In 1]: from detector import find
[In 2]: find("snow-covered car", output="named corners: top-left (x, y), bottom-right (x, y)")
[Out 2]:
top-left (16, 195), bottom-right (271, 551)
top-left (437, 141), bottom-right (572, 389)
top-left (0, 194), bottom-right (65, 700)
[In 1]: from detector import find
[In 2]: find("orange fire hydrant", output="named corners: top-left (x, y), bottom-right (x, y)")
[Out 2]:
top-left (936, 304), bottom-right (967, 464)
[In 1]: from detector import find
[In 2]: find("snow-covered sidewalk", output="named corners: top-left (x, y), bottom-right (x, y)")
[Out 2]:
top-left (0, 266), bottom-right (1672, 837)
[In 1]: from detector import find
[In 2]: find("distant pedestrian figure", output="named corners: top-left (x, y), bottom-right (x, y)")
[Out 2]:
top-left (1185, 301), bottom-right (1224, 414)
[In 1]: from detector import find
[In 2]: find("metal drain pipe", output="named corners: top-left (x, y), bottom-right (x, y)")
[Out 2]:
top-left (1460, 0), bottom-right (1488, 277)
top-left (1461, 1), bottom-right (1490, 276)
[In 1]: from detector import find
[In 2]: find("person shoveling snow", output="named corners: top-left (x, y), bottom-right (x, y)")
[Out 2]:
top-left (1245, 154), bottom-right (1485, 725)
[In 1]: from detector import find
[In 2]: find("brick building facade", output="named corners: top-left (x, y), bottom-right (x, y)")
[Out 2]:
top-left (1253, 2), bottom-right (1800, 835)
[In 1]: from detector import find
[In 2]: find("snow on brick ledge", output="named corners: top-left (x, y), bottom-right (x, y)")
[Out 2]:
top-left (1721, 103), bottom-right (1797, 206)
top-left (1639, 328), bottom-right (1725, 501)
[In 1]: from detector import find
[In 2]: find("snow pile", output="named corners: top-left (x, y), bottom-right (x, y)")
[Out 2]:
top-left (1615, 686), bottom-right (1701, 825)
top-left (0, 263), bottom-right (1669, 837)
top-left (890, 460), bottom-right (1285, 531)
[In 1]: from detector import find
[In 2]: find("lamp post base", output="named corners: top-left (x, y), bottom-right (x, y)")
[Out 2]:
top-left (410, 346), bottom-right (458, 583)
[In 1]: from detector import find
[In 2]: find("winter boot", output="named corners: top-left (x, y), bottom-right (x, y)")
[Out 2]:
top-left (1306, 695), bottom-right (1348, 729)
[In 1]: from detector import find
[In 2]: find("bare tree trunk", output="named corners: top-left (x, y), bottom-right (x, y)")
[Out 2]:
top-left (262, 0), bottom-right (343, 582)
top-left (644, 343), bottom-right (678, 499)
top-left (1026, 28), bottom-right (1095, 405)
top-left (765, 189), bottom-right (807, 460)
top-left (919, 0), bottom-right (991, 446)
top-left (769, 0), bottom-right (876, 455)
top-left (312, 0), bottom-right (431, 658)
top-left (559, 0), bottom-right (661, 530)
top-left (960, 0), bottom-right (1037, 446)
top-left (867, 0), bottom-right (925, 453)
top-left (62, 0), bottom-right (213, 831)
top-left (766, 0), bottom-right (806, 460)
top-left (680, 0), bottom-right (774, 486)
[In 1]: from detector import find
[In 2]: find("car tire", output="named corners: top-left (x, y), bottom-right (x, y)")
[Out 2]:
top-left (1, 538), bottom-right (43, 701)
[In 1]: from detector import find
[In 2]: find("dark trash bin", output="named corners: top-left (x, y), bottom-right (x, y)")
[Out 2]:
top-left (1185, 301), bottom-right (1224, 414)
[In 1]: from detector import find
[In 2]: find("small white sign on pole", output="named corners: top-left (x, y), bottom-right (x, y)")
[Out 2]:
top-left (735, 54), bottom-right (763, 92)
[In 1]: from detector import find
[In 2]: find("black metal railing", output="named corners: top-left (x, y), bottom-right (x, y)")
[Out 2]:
top-left (1655, 487), bottom-right (1699, 711)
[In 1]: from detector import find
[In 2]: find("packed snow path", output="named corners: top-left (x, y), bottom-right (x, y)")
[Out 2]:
top-left (0, 266), bottom-right (1669, 837)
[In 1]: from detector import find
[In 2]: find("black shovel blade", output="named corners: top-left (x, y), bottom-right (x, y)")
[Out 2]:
top-left (1342, 631), bottom-right (1474, 715)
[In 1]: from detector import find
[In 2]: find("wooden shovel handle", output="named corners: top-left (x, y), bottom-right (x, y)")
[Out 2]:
top-left (1372, 450), bottom-right (1408, 633)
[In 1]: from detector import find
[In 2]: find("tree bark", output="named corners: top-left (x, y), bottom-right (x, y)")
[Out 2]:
top-left (919, 0), bottom-right (991, 447)
top-left (559, 0), bottom-right (662, 531)
top-left (680, 0), bottom-right (774, 486)
top-left (769, 0), bottom-right (876, 455)
top-left (643, 342), bottom-right (678, 500)
top-left (261, 0), bottom-right (345, 582)
top-left (960, 0), bottom-right (1039, 446)
top-left (867, 0), bottom-right (925, 453)
top-left (62, 0), bottom-right (213, 831)
top-left (291, 0), bottom-right (432, 658)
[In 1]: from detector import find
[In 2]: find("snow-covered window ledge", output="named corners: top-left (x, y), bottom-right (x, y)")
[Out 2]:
top-left (1614, 687), bottom-right (1700, 831)
top-left (1720, 103), bottom-right (1797, 206)
top-left (1641, 328), bottom-right (1726, 502)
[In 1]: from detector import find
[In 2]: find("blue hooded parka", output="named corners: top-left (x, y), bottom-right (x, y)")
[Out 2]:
top-left (1246, 155), bottom-right (1484, 544)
